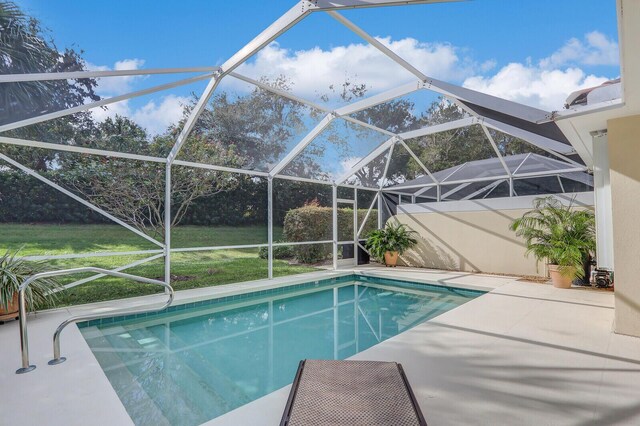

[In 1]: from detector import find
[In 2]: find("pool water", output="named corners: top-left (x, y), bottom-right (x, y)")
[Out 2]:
top-left (80, 276), bottom-right (482, 425)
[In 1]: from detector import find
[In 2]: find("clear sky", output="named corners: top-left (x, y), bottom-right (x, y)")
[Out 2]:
top-left (17, 0), bottom-right (621, 175)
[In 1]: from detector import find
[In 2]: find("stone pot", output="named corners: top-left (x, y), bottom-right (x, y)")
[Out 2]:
top-left (548, 264), bottom-right (574, 289)
top-left (384, 251), bottom-right (399, 267)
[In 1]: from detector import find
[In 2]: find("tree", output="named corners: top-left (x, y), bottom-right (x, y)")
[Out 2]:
top-left (404, 99), bottom-right (543, 177)
top-left (350, 98), bottom-right (419, 186)
top-left (0, 1), bottom-right (99, 170)
top-left (68, 116), bottom-right (240, 240)
top-left (184, 77), bottom-right (314, 172)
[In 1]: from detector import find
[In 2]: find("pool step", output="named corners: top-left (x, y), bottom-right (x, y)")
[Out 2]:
top-left (82, 326), bottom-right (172, 426)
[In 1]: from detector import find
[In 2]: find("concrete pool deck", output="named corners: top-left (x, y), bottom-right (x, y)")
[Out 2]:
top-left (1, 267), bottom-right (639, 425)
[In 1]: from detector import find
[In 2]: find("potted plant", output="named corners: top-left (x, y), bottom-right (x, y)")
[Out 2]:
top-left (0, 249), bottom-right (62, 322)
top-left (365, 222), bottom-right (418, 267)
top-left (510, 197), bottom-right (595, 288)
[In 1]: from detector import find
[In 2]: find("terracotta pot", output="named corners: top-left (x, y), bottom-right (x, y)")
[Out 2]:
top-left (548, 264), bottom-right (574, 289)
top-left (384, 251), bottom-right (399, 267)
top-left (0, 293), bottom-right (19, 322)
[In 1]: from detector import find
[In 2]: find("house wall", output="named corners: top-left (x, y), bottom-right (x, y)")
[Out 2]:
top-left (393, 193), bottom-right (594, 277)
top-left (608, 114), bottom-right (640, 337)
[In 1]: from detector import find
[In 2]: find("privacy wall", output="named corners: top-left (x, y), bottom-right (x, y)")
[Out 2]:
top-left (393, 193), bottom-right (594, 277)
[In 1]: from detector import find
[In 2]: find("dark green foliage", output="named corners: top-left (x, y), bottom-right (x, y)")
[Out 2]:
top-left (0, 171), bottom-right (338, 227)
top-left (364, 222), bottom-right (418, 261)
top-left (0, 171), bottom-right (110, 223)
top-left (282, 206), bottom-right (377, 263)
top-left (510, 197), bottom-right (595, 278)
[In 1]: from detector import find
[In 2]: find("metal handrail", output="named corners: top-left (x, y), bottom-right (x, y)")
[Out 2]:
top-left (16, 267), bottom-right (173, 374)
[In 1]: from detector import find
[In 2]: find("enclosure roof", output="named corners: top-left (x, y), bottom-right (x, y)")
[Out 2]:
top-left (0, 0), bottom-right (590, 191)
top-left (387, 153), bottom-right (593, 192)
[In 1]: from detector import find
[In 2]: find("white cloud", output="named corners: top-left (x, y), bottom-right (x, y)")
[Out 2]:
top-left (339, 156), bottom-right (363, 177)
top-left (233, 38), bottom-right (472, 101)
top-left (463, 31), bottom-right (619, 111)
top-left (86, 58), bottom-right (188, 135)
top-left (539, 31), bottom-right (618, 69)
top-left (132, 95), bottom-right (189, 135)
top-left (85, 58), bottom-right (146, 96)
top-left (91, 95), bottom-right (188, 136)
top-left (464, 63), bottom-right (611, 111)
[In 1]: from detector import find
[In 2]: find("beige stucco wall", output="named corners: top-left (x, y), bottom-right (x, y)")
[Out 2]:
top-left (393, 193), bottom-right (594, 277)
top-left (608, 114), bottom-right (640, 336)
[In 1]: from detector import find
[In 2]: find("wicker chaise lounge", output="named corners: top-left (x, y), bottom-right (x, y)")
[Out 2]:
top-left (281, 359), bottom-right (427, 426)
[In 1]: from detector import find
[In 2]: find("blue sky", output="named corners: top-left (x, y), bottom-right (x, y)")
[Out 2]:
top-left (18, 0), bottom-right (621, 176)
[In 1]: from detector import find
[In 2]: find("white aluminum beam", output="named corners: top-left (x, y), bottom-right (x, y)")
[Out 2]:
top-left (398, 117), bottom-right (478, 140)
top-left (512, 153), bottom-right (531, 175)
top-left (334, 81), bottom-right (423, 116)
top-left (325, 5), bottom-right (553, 126)
top-left (0, 136), bottom-right (167, 163)
top-left (481, 124), bottom-right (511, 178)
top-left (20, 249), bottom-right (164, 262)
top-left (314, 0), bottom-right (459, 9)
top-left (462, 179), bottom-right (506, 200)
top-left (379, 142), bottom-right (396, 188)
top-left (230, 72), bottom-right (396, 137)
top-left (338, 118), bottom-right (477, 187)
top-left (514, 166), bottom-right (586, 178)
top-left (340, 115), bottom-right (397, 137)
top-left (269, 114), bottom-right (335, 176)
top-left (0, 73), bottom-right (213, 132)
top-left (229, 72), bottom-right (331, 113)
top-left (166, 76), bottom-right (220, 165)
top-left (272, 173), bottom-right (378, 190)
top-left (267, 177), bottom-right (274, 279)
top-left (172, 159), bottom-right (269, 177)
top-left (441, 182), bottom-right (472, 200)
top-left (59, 253), bottom-right (164, 292)
top-left (0, 153), bottom-right (165, 248)
top-left (336, 136), bottom-right (396, 184)
top-left (397, 139), bottom-right (437, 183)
top-left (388, 166), bottom-right (587, 191)
top-left (332, 184), bottom-right (338, 270)
top-left (168, 2), bottom-right (315, 164)
top-left (218, 3), bottom-right (313, 76)
top-left (0, 67), bottom-right (220, 83)
top-left (328, 11), bottom-right (427, 81)
top-left (358, 193), bottom-right (379, 237)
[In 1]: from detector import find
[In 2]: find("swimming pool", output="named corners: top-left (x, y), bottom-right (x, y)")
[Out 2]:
top-left (80, 275), bottom-right (483, 425)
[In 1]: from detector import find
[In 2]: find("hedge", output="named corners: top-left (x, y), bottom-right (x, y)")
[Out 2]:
top-left (283, 206), bottom-right (378, 263)
top-left (0, 171), bottom-right (111, 224)
top-left (0, 171), bottom-right (333, 226)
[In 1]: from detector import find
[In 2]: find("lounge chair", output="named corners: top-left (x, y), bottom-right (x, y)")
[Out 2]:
top-left (280, 359), bottom-right (427, 426)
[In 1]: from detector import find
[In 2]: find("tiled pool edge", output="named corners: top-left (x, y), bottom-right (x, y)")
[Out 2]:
top-left (78, 273), bottom-right (486, 328)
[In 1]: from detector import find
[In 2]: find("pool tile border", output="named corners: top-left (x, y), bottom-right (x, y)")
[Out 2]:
top-left (78, 274), bottom-right (485, 328)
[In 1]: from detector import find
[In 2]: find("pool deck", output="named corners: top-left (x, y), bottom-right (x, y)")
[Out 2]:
top-left (1, 266), bottom-right (639, 425)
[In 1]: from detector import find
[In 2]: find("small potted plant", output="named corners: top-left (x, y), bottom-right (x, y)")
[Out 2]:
top-left (510, 197), bottom-right (595, 288)
top-left (365, 222), bottom-right (418, 267)
top-left (0, 249), bottom-right (62, 322)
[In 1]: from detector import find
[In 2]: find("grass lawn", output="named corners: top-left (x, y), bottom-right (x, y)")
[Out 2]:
top-left (0, 224), bottom-right (318, 307)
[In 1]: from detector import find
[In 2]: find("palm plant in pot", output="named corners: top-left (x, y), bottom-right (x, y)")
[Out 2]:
top-left (365, 222), bottom-right (418, 267)
top-left (510, 197), bottom-right (595, 288)
top-left (0, 249), bottom-right (62, 322)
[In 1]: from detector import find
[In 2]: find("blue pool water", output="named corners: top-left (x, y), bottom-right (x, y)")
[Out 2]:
top-left (80, 275), bottom-right (482, 425)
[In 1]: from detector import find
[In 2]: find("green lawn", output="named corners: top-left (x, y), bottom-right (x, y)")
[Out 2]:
top-left (0, 224), bottom-right (317, 307)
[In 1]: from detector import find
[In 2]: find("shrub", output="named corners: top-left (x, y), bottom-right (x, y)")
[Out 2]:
top-left (283, 206), bottom-right (377, 263)
top-left (258, 243), bottom-right (295, 260)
